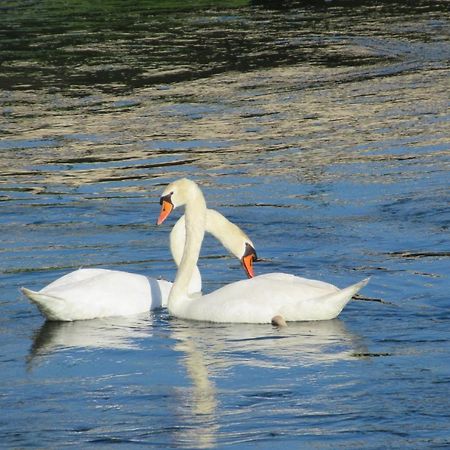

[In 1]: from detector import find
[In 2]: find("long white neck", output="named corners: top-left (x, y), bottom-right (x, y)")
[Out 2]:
top-left (204, 209), bottom-right (252, 257)
top-left (170, 216), bottom-right (202, 293)
top-left (168, 183), bottom-right (207, 306)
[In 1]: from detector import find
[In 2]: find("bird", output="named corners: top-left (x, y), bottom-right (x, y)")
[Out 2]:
top-left (157, 178), bottom-right (369, 324)
top-left (21, 208), bottom-right (257, 321)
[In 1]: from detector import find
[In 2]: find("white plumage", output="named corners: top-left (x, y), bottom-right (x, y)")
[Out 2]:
top-left (21, 208), bottom-right (255, 321)
top-left (158, 178), bottom-right (369, 324)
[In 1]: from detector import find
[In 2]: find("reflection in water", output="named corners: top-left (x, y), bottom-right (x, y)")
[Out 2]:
top-left (27, 314), bottom-right (366, 448)
top-left (28, 315), bottom-right (365, 365)
top-left (173, 318), bottom-right (367, 369)
top-left (168, 318), bottom-right (366, 448)
top-left (1, 2), bottom-right (448, 198)
top-left (172, 329), bottom-right (219, 449)
top-left (28, 314), bottom-right (151, 367)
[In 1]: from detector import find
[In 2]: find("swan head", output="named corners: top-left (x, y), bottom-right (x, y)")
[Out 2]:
top-left (157, 178), bottom-right (257, 279)
top-left (157, 178), bottom-right (200, 225)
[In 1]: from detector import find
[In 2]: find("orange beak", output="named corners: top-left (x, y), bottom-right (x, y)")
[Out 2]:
top-left (242, 253), bottom-right (255, 278)
top-left (241, 243), bottom-right (257, 278)
top-left (157, 199), bottom-right (174, 225)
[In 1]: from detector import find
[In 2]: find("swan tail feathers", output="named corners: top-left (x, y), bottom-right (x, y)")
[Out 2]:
top-left (21, 287), bottom-right (70, 321)
top-left (347, 277), bottom-right (370, 296)
top-left (333, 277), bottom-right (370, 315)
top-left (305, 277), bottom-right (370, 321)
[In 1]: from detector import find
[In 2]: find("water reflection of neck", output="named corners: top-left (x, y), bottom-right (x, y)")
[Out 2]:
top-left (173, 325), bottom-right (218, 449)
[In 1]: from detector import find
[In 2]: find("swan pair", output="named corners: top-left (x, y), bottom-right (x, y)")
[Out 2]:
top-left (21, 209), bottom-right (256, 321)
top-left (157, 178), bottom-right (369, 325)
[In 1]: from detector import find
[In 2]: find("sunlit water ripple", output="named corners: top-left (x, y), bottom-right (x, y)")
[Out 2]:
top-left (1, 1), bottom-right (449, 448)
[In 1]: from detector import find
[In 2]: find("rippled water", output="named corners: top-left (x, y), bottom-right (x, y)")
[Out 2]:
top-left (1, 1), bottom-right (449, 448)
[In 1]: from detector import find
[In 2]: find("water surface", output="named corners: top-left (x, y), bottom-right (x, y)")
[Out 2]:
top-left (1, 1), bottom-right (449, 448)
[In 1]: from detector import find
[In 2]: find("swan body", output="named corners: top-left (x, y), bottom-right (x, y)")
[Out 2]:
top-left (158, 178), bottom-right (369, 324)
top-left (22, 209), bottom-right (256, 321)
top-left (22, 269), bottom-right (171, 322)
top-left (168, 274), bottom-right (368, 323)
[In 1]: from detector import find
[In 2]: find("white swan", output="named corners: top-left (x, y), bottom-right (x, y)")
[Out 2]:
top-left (157, 178), bottom-right (370, 324)
top-left (21, 209), bottom-right (257, 321)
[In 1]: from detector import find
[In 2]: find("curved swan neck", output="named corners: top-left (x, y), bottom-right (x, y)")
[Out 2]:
top-left (170, 216), bottom-right (186, 266)
top-left (170, 215), bottom-right (201, 293)
top-left (205, 209), bottom-right (253, 258)
top-left (170, 208), bottom-right (252, 295)
top-left (170, 209), bottom-right (253, 264)
top-left (169, 182), bottom-right (207, 303)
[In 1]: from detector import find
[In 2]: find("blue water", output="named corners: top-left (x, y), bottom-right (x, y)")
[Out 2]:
top-left (1, 1), bottom-right (449, 448)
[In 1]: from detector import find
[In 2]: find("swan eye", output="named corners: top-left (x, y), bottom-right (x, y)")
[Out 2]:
top-left (159, 192), bottom-right (173, 206)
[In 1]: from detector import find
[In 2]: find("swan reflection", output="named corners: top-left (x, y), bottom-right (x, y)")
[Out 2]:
top-left (168, 318), bottom-right (366, 448)
top-left (28, 314), bottom-right (152, 366)
top-left (171, 318), bottom-right (366, 371)
top-left (27, 315), bottom-right (365, 449)
top-left (172, 330), bottom-right (219, 449)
